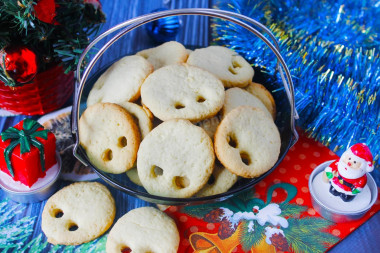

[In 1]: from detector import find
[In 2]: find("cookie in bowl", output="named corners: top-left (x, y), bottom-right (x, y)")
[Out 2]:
top-left (137, 119), bottom-right (214, 198)
top-left (141, 63), bottom-right (225, 122)
top-left (187, 45), bottom-right (254, 88)
top-left (87, 55), bottom-right (153, 106)
top-left (79, 103), bottom-right (140, 174)
top-left (214, 106), bottom-right (281, 178)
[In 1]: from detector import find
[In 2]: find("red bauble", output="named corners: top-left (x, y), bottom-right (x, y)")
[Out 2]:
top-left (1, 45), bottom-right (38, 84)
top-left (34, 0), bottom-right (58, 25)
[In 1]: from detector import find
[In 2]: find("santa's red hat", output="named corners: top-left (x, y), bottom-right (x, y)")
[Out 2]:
top-left (350, 143), bottom-right (374, 172)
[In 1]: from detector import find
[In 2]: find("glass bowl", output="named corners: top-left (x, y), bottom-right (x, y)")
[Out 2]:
top-left (71, 8), bottom-right (298, 205)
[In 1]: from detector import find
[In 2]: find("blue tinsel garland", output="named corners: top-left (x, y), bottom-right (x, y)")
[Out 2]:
top-left (212, 0), bottom-right (380, 176)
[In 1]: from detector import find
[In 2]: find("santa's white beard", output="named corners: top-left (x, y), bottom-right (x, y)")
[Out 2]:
top-left (337, 160), bottom-right (365, 179)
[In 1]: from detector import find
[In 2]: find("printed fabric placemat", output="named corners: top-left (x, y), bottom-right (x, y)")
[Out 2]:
top-left (163, 134), bottom-right (380, 253)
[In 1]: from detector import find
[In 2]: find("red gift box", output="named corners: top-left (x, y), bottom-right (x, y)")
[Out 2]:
top-left (0, 120), bottom-right (57, 187)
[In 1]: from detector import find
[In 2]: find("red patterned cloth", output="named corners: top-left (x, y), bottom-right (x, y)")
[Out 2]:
top-left (164, 134), bottom-right (380, 253)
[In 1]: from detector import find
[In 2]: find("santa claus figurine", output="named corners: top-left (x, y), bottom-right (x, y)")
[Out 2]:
top-left (324, 143), bottom-right (374, 202)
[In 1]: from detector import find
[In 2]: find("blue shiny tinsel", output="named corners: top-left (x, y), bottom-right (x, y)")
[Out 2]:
top-left (212, 0), bottom-right (380, 177)
top-left (146, 8), bottom-right (181, 43)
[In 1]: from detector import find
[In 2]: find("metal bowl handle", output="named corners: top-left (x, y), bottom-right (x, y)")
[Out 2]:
top-left (72, 8), bottom-right (299, 163)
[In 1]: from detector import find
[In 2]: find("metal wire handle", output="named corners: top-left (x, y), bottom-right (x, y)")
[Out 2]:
top-left (72, 8), bottom-right (299, 165)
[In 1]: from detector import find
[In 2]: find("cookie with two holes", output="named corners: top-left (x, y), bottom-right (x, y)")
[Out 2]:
top-left (214, 106), bottom-right (281, 178)
top-left (140, 63), bottom-right (225, 122)
top-left (137, 41), bottom-right (188, 70)
top-left (187, 46), bottom-right (254, 88)
top-left (41, 182), bottom-right (115, 245)
top-left (137, 119), bottom-right (214, 198)
top-left (79, 102), bottom-right (140, 174)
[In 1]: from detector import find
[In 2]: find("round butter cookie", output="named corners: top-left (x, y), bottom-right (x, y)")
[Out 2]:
top-left (214, 106), bottom-right (281, 178)
top-left (116, 101), bottom-right (153, 139)
top-left (196, 115), bottom-right (221, 138)
top-left (137, 41), bottom-right (188, 70)
top-left (141, 64), bottom-right (225, 122)
top-left (137, 119), bottom-right (214, 198)
top-left (245, 82), bottom-right (276, 119)
top-left (106, 207), bottom-right (179, 253)
top-left (196, 159), bottom-right (238, 197)
top-left (42, 182), bottom-right (115, 245)
top-left (87, 55), bottom-right (153, 106)
top-left (187, 46), bottom-right (254, 88)
top-left (79, 103), bottom-right (140, 174)
top-left (223, 87), bottom-right (272, 119)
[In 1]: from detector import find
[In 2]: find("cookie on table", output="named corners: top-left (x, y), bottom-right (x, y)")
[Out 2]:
top-left (214, 106), bottom-right (281, 178)
top-left (141, 64), bottom-right (225, 122)
top-left (223, 87), bottom-right (272, 119)
top-left (245, 81), bottom-right (276, 119)
top-left (196, 159), bottom-right (238, 197)
top-left (41, 182), bottom-right (115, 245)
top-left (116, 101), bottom-right (153, 139)
top-left (79, 103), bottom-right (140, 174)
top-left (87, 55), bottom-right (153, 106)
top-left (136, 41), bottom-right (188, 70)
top-left (137, 119), bottom-right (214, 198)
top-left (106, 207), bottom-right (179, 253)
top-left (187, 46), bottom-right (254, 88)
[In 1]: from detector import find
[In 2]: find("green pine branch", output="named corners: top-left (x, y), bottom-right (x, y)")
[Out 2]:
top-left (183, 202), bottom-right (225, 218)
top-left (284, 217), bottom-right (339, 253)
top-left (239, 220), bottom-right (265, 252)
top-left (279, 203), bottom-right (308, 218)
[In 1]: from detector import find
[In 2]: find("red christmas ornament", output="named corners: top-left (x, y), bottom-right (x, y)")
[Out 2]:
top-left (33, 0), bottom-right (58, 25)
top-left (1, 45), bottom-right (38, 84)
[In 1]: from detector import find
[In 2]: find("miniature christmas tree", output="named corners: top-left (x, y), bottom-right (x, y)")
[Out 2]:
top-left (0, 0), bottom-right (105, 87)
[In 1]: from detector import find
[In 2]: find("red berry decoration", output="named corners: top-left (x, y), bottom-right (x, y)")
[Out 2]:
top-left (1, 45), bottom-right (38, 85)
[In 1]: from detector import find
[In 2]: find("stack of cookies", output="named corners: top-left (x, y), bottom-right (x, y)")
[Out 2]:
top-left (79, 41), bottom-right (281, 198)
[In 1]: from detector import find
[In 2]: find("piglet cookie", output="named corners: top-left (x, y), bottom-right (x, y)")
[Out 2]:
top-left (87, 55), bottom-right (153, 106)
top-left (79, 103), bottom-right (140, 174)
top-left (136, 41), bottom-right (188, 70)
top-left (141, 64), bottom-right (225, 122)
top-left (137, 119), bottom-right (214, 198)
top-left (41, 182), bottom-right (115, 245)
top-left (106, 207), bottom-right (179, 253)
top-left (187, 45), bottom-right (254, 88)
top-left (214, 106), bottom-right (281, 178)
